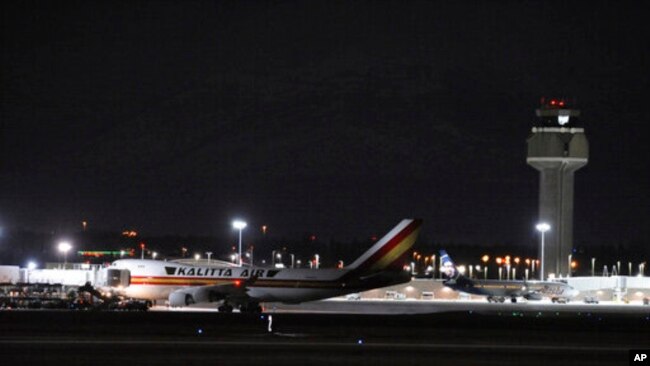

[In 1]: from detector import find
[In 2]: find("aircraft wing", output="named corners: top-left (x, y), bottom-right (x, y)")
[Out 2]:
top-left (352, 270), bottom-right (411, 289)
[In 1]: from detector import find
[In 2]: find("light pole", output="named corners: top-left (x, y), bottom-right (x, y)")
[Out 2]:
top-left (27, 261), bottom-right (37, 283)
top-left (535, 223), bottom-right (550, 281)
top-left (232, 220), bottom-right (247, 267)
top-left (591, 257), bottom-right (596, 277)
top-left (431, 255), bottom-right (436, 279)
top-left (513, 257), bottom-right (520, 280)
top-left (276, 252), bottom-right (282, 267)
top-left (481, 255), bottom-right (489, 280)
top-left (531, 259), bottom-right (536, 276)
top-left (206, 251), bottom-right (212, 265)
top-left (496, 257), bottom-right (503, 280)
top-left (58, 241), bottom-right (72, 269)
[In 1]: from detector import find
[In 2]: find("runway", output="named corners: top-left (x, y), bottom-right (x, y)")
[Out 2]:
top-left (262, 298), bottom-right (650, 315)
top-left (1, 309), bottom-right (647, 366)
top-left (0, 338), bottom-right (635, 366)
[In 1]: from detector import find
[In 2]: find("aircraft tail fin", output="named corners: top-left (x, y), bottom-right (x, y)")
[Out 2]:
top-left (347, 219), bottom-right (422, 273)
top-left (439, 250), bottom-right (460, 280)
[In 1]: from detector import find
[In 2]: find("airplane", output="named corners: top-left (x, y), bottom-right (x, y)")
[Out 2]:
top-left (105, 218), bottom-right (422, 312)
top-left (439, 250), bottom-right (578, 303)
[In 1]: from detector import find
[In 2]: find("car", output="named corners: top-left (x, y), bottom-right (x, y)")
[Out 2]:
top-left (583, 296), bottom-right (599, 304)
top-left (109, 299), bottom-right (150, 311)
top-left (69, 299), bottom-right (93, 310)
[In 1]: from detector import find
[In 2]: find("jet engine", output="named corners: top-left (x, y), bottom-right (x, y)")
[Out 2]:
top-left (168, 287), bottom-right (226, 307)
top-left (523, 292), bottom-right (543, 301)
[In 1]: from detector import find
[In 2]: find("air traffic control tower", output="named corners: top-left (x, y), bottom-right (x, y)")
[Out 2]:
top-left (527, 98), bottom-right (588, 279)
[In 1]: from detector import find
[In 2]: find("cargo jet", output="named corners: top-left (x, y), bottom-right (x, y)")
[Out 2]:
top-left (439, 250), bottom-right (578, 303)
top-left (106, 219), bottom-right (422, 312)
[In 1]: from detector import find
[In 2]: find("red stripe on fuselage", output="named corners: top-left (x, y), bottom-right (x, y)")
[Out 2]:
top-left (129, 275), bottom-right (345, 289)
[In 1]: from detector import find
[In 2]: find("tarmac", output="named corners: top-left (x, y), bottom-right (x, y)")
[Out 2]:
top-left (1, 307), bottom-right (648, 366)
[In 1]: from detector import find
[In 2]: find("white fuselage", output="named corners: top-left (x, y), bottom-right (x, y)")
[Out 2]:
top-left (109, 259), bottom-right (369, 304)
top-left (444, 277), bottom-right (579, 299)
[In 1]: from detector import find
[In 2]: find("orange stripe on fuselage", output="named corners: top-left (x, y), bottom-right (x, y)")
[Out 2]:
top-left (130, 276), bottom-right (233, 286)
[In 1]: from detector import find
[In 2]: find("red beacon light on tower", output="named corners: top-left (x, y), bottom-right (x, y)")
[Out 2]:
top-left (536, 97), bottom-right (580, 126)
top-left (546, 98), bottom-right (567, 108)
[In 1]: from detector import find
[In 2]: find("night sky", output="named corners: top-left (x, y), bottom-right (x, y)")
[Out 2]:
top-left (2, 1), bottom-right (649, 254)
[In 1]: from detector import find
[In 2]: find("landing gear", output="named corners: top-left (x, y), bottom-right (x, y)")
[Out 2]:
top-left (218, 304), bottom-right (234, 313)
top-left (239, 303), bottom-right (263, 313)
top-left (487, 296), bottom-right (505, 303)
top-left (218, 302), bottom-right (262, 313)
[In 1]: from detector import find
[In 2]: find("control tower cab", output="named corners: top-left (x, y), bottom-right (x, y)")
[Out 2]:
top-left (535, 98), bottom-right (582, 127)
top-left (527, 98), bottom-right (588, 280)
